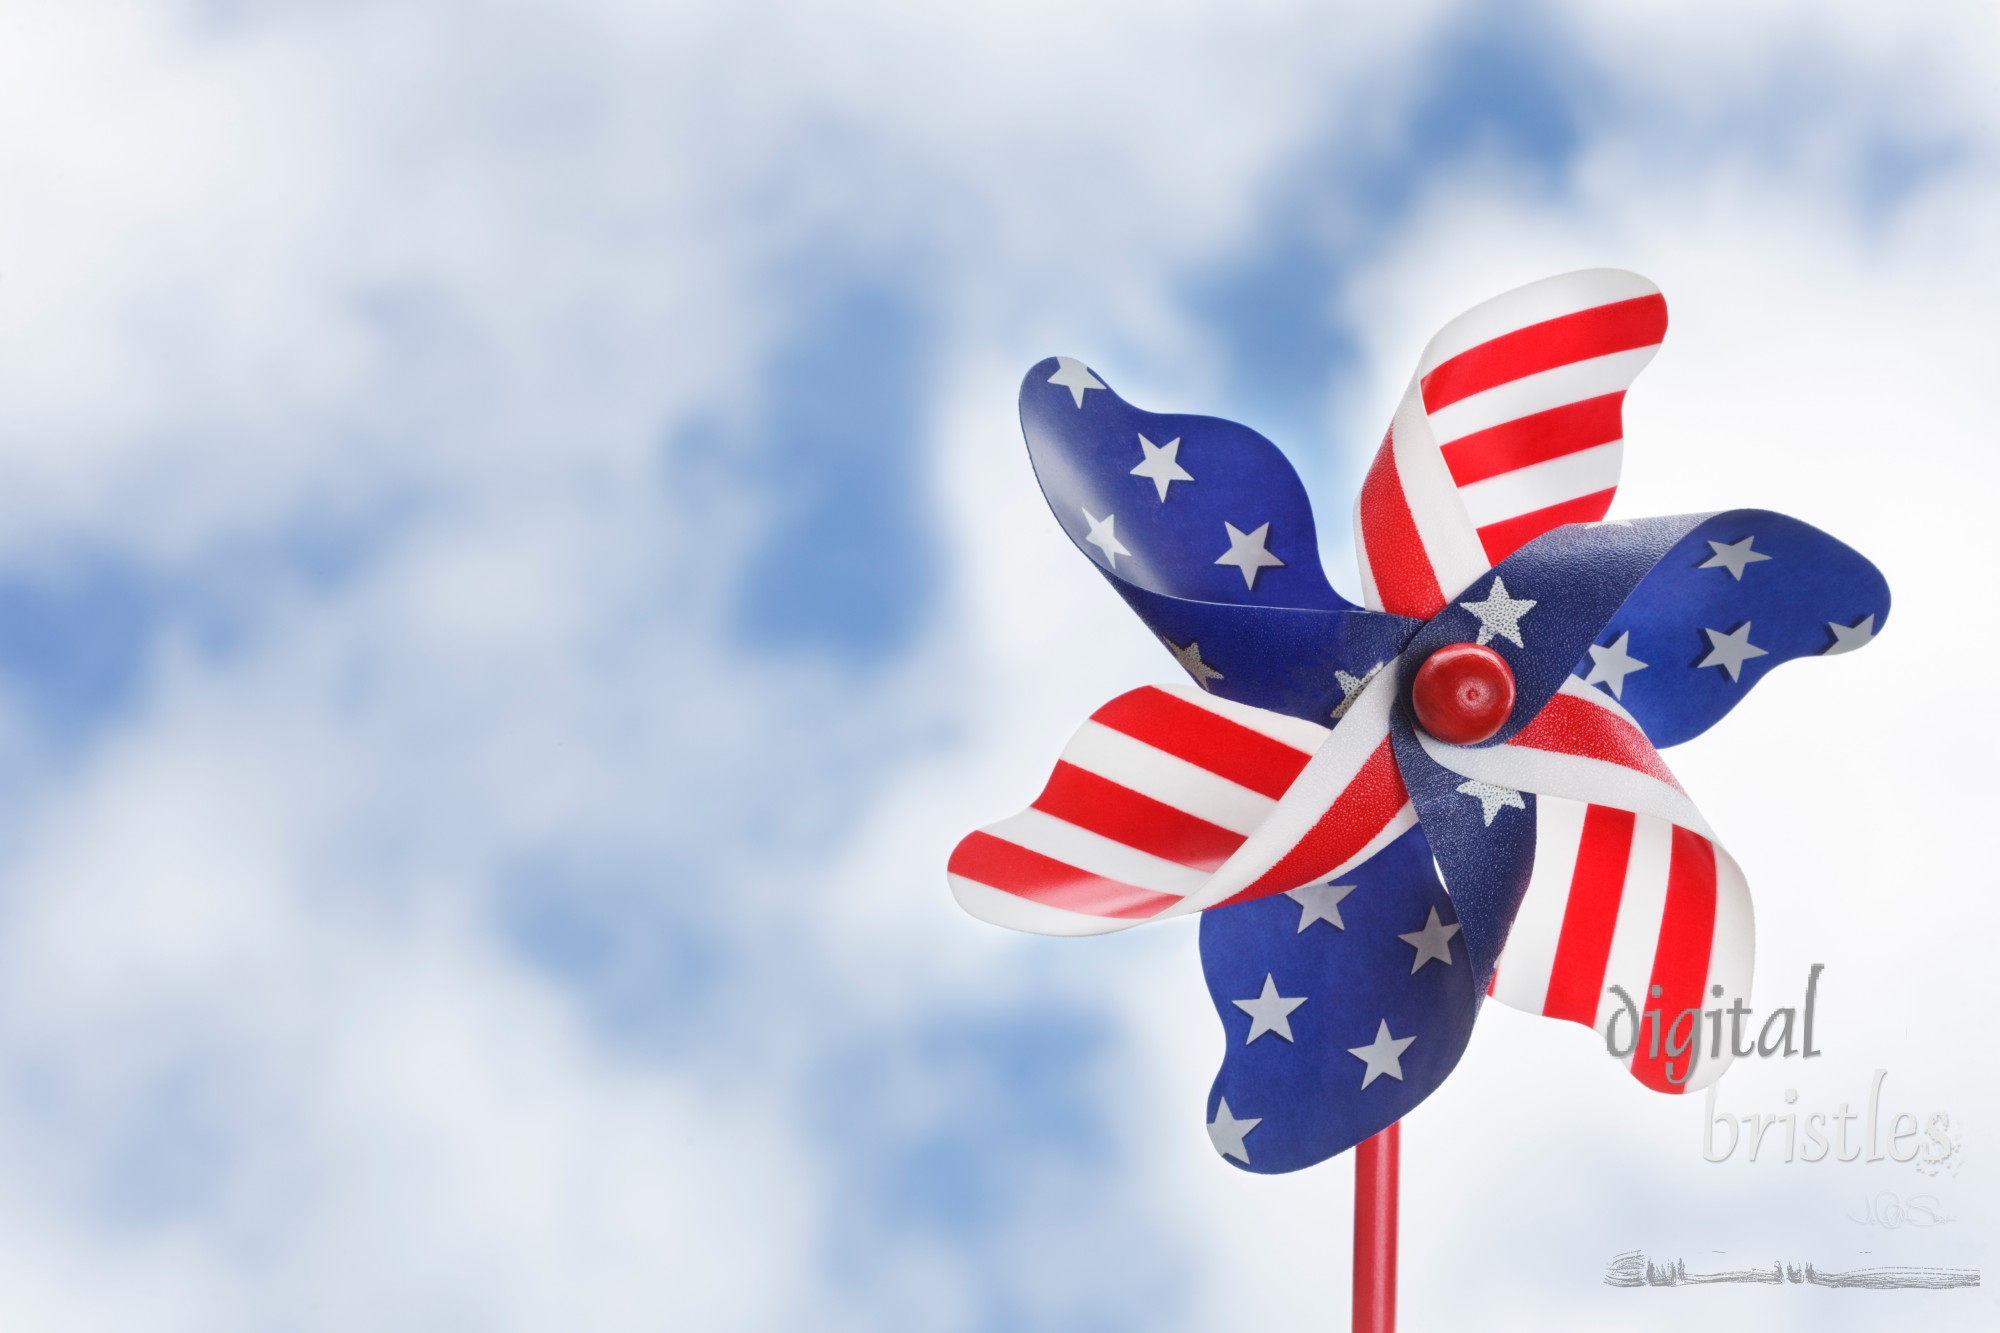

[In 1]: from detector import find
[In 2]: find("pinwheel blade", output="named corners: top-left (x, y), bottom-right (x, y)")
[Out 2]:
top-left (1491, 795), bottom-right (1752, 1094)
top-left (947, 684), bottom-right (1329, 936)
top-left (1395, 509), bottom-right (1890, 753)
top-left (1355, 269), bottom-right (1667, 615)
top-left (1019, 358), bottom-right (1351, 611)
top-left (1198, 823), bottom-right (1477, 1173)
top-left (1407, 681), bottom-right (1753, 1093)
top-left (1016, 356), bottom-right (1424, 715)
top-left (949, 670), bottom-right (1419, 936)
top-left (1572, 510), bottom-right (1890, 747)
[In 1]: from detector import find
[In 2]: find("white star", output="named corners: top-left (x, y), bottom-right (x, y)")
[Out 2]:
top-left (1456, 779), bottom-right (1525, 826)
top-left (1129, 434), bottom-right (1193, 502)
top-left (1207, 1098), bottom-right (1260, 1163)
top-left (1584, 631), bottom-right (1648, 699)
top-left (1080, 508), bottom-right (1130, 568)
top-left (1700, 536), bottom-right (1772, 581)
top-left (1347, 1020), bottom-right (1417, 1089)
top-left (1232, 974), bottom-right (1308, 1044)
top-left (1824, 614), bottom-right (1877, 656)
top-left (1698, 623), bottom-right (1769, 682)
top-left (1047, 356), bottom-right (1105, 408)
top-left (1285, 882), bottom-right (1357, 933)
top-left (1586, 518), bottom-right (1634, 528)
top-left (1458, 575), bottom-right (1537, 648)
top-left (1398, 908), bottom-right (1461, 973)
top-left (1214, 521), bottom-right (1285, 590)
top-left (1161, 636), bottom-right (1224, 689)
top-left (1329, 663), bottom-right (1383, 720)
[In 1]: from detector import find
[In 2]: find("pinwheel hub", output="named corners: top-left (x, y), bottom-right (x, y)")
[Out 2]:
top-left (1410, 642), bottom-right (1515, 745)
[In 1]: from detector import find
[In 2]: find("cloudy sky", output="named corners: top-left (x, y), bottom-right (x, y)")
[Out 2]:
top-left (0, 0), bottom-right (1994, 1329)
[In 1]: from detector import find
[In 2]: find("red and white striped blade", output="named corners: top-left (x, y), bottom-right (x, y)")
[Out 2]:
top-left (1419, 679), bottom-right (1754, 1094)
top-left (949, 670), bottom-right (1414, 937)
top-left (1492, 798), bottom-right (1752, 1094)
top-left (1355, 269), bottom-right (1667, 616)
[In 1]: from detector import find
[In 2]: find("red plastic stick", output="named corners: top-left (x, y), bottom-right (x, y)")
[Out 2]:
top-left (1353, 1122), bottom-right (1399, 1333)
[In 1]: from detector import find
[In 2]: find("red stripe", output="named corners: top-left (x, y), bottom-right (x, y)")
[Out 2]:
top-left (1032, 761), bottom-right (1245, 872)
top-left (1212, 738), bottom-right (1409, 908)
top-left (1357, 435), bottom-right (1446, 618)
top-left (1540, 805), bottom-right (1636, 1024)
top-left (1092, 687), bottom-right (1309, 801)
top-left (947, 831), bottom-right (1180, 920)
top-left (1439, 392), bottom-right (1625, 487)
top-left (1510, 690), bottom-right (1682, 791)
top-left (1474, 488), bottom-right (1616, 566)
top-left (1420, 294), bottom-right (1667, 413)
top-left (1631, 827), bottom-right (1718, 1093)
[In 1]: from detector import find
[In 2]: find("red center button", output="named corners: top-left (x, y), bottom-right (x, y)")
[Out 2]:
top-left (1411, 643), bottom-right (1516, 745)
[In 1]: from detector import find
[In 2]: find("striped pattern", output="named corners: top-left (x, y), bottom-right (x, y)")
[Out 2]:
top-left (1489, 795), bottom-right (1752, 1094)
top-left (950, 675), bottom-right (1414, 936)
top-left (1355, 270), bottom-right (1667, 616)
top-left (1417, 679), bottom-right (1709, 837)
top-left (1416, 676), bottom-right (1752, 1095)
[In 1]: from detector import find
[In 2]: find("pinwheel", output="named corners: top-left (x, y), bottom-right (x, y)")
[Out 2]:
top-left (946, 270), bottom-right (1888, 1328)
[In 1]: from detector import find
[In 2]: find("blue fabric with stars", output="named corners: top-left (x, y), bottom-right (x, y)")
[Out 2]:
top-left (1577, 512), bottom-right (1892, 747)
top-left (1388, 712), bottom-right (1538, 996)
top-left (1019, 358), bottom-right (1412, 719)
top-left (1020, 357), bottom-right (1355, 611)
top-left (1398, 514), bottom-right (1712, 747)
top-left (1115, 584), bottom-right (1419, 723)
top-left (1389, 510), bottom-right (1891, 752)
top-left (1198, 824), bottom-right (1478, 1175)
top-left (1016, 356), bottom-right (1892, 1175)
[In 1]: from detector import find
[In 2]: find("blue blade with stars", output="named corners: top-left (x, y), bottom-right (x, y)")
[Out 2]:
top-left (1569, 512), bottom-right (1891, 747)
top-left (1018, 358), bottom-right (1413, 711)
top-left (1394, 510), bottom-right (1890, 752)
top-left (1198, 823), bottom-right (1478, 1174)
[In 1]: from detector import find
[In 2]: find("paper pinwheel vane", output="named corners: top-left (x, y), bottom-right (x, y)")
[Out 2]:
top-left (947, 270), bottom-right (1889, 1180)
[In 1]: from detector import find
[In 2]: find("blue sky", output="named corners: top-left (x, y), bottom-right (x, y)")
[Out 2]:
top-left (0, 1), bottom-right (1994, 1329)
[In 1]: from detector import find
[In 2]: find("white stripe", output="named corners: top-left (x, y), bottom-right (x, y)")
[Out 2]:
top-left (1170, 803), bottom-right (1417, 921)
top-left (1427, 347), bottom-right (1658, 445)
top-left (1593, 815), bottom-right (1675, 1060)
top-left (1455, 442), bottom-right (1623, 529)
top-left (1418, 270), bottom-right (1662, 376)
top-left (1387, 388), bottom-right (1489, 601)
top-left (1676, 843), bottom-right (1754, 1092)
top-left (1416, 727), bottom-right (1711, 838)
top-left (948, 875), bottom-right (1140, 936)
top-left (1170, 686), bottom-right (1329, 753)
top-left (1167, 662), bottom-right (1403, 916)
top-left (980, 809), bottom-right (1206, 899)
top-left (1554, 672), bottom-right (1643, 725)
top-left (1061, 722), bottom-right (1275, 837)
top-left (1490, 795), bottom-right (1589, 1015)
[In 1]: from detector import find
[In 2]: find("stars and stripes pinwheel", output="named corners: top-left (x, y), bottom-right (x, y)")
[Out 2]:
top-left (946, 269), bottom-right (1888, 1324)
